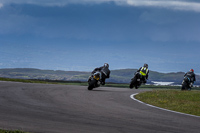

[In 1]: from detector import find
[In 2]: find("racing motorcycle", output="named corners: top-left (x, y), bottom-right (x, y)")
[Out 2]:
top-left (88, 72), bottom-right (101, 90)
top-left (181, 76), bottom-right (192, 90)
top-left (129, 72), bottom-right (144, 89)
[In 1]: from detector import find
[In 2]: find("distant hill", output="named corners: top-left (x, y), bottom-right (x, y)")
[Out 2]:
top-left (0, 68), bottom-right (90, 81)
top-left (0, 68), bottom-right (199, 85)
top-left (109, 69), bottom-right (200, 85)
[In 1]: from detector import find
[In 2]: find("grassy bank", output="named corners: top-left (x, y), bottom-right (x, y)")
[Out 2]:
top-left (135, 90), bottom-right (200, 116)
top-left (1, 77), bottom-right (200, 90)
top-left (0, 129), bottom-right (28, 133)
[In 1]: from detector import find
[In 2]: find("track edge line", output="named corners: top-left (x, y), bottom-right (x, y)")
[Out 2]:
top-left (130, 93), bottom-right (200, 118)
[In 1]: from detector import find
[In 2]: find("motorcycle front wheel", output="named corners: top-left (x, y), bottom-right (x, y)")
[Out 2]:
top-left (129, 77), bottom-right (136, 89)
top-left (129, 81), bottom-right (134, 89)
top-left (88, 79), bottom-right (97, 90)
top-left (181, 82), bottom-right (187, 90)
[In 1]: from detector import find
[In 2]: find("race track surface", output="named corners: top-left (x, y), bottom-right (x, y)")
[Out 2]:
top-left (0, 81), bottom-right (200, 133)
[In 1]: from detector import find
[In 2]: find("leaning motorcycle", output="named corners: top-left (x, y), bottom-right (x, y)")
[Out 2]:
top-left (129, 72), bottom-right (143, 89)
top-left (88, 72), bottom-right (101, 90)
top-left (181, 76), bottom-right (192, 90)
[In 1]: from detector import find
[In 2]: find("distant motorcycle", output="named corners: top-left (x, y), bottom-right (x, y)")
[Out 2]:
top-left (129, 72), bottom-right (144, 89)
top-left (88, 72), bottom-right (101, 90)
top-left (181, 76), bottom-right (192, 90)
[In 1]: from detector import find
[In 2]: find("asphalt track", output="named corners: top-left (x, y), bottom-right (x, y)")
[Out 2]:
top-left (0, 81), bottom-right (200, 133)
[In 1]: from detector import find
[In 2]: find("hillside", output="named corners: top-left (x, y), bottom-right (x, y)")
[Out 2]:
top-left (109, 69), bottom-right (199, 85)
top-left (0, 68), bottom-right (90, 81)
top-left (0, 68), bottom-right (199, 85)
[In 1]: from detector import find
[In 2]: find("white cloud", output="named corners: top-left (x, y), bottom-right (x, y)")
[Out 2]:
top-left (0, 3), bottom-right (3, 8)
top-left (121, 0), bottom-right (200, 12)
top-left (0, 0), bottom-right (200, 14)
top-left (1, 0), bottom-right (200, 12)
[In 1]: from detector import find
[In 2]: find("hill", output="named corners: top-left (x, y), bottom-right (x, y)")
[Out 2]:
top-left (0, 68), bottom-right (199, 85)
top-left (109, 69), bottom-right (200, 85)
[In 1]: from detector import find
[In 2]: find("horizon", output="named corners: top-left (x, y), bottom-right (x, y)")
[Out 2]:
top-left (0, 67), bottom-right (199, 75)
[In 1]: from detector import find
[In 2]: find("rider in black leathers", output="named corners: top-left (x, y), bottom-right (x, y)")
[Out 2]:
top-left (90, 63), bottom-right (111, 85)
top-left (184, 69), bottom-right (196, 88)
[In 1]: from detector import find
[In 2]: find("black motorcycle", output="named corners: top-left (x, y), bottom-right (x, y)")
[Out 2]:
top-left (181, 76), bottom-right (192, 90)
top-left (88, 72), bottom-right (101, 90)
top-left (129, 72), bottom-right (144, 89)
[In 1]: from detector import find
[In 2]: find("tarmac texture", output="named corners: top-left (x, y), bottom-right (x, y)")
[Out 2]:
top-left (0, 81), bottom-right (199, 133)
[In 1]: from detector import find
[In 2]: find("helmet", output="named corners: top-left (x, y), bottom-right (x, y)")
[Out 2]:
top-left (144, 63), bottom-right (148, 68)
top-left (104, 63), bottom-right (109, 68)
top-left (190, 69), bottom-right (194, 72)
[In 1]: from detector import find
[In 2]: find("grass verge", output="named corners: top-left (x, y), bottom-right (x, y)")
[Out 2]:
top-left (1, 77), bottom-right (200, 90)
top-left (135, 90), bottom-right (200, 116)
top-left (0, 129), bottom-right (29, 133)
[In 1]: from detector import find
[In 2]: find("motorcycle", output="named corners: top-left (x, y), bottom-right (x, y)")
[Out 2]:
top-left (181, 76), bottom-right (192, 90)
top-left (88, 72), bottom-right (101, 90)
top-left (129, 72), bottom-right (145, 89)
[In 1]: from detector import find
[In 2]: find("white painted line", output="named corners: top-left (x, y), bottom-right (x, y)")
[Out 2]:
top-left (130, 93), bottom-right (200, 118)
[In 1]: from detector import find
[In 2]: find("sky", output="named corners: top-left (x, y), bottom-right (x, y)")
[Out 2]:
top-left (0, 0), bottom-right (200, 74)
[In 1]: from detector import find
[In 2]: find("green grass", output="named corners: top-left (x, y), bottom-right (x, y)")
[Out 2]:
top-left (0, 77), bottom-right (181, 89)
top-left (0, 77), bottom-right (48, 84)
top-left (1, 77), bottom-right (200, 90)
top-left (0, 129), bottom-right (29, 133)
top-left (135, 90), bottom-right (200, 116)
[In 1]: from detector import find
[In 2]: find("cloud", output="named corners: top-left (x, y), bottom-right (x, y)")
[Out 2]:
top-left (0, 0), bottom-right (103, 7)
top-left (123, 0), bottom-right (200, 12)
top-left (0, 3), bottom-right (3, 8)
top-left (1, 0), bottom-right (200, 12)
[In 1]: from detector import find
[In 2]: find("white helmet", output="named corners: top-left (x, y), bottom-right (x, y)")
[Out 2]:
top-left (104, 63), bottom-right (109, 68)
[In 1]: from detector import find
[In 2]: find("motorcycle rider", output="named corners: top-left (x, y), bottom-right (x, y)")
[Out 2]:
top-left (137, 63), bottom-right (149, 84)
top-left (184, 69), bottom-right (196, 88)
top-left (89, 63), bottom-right (111, 85)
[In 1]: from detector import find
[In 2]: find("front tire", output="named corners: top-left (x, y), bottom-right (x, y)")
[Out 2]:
top-left (88, 79), bottom-right (97, 90)
top-left (129, 77), bottom-right (136, 89)
top-left (181, 82), bottom-right (187, 90)
top-left (129, 83), bottom-right (134, 89)
top-left (88, 86), bottom-right (93, 90)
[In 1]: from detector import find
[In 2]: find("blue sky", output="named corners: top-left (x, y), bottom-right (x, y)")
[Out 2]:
top-left (0, 0), bottom-right (200, 74)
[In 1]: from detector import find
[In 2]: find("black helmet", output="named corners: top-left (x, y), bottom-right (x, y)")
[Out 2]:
top-left (104, 63), bottom-right (109, 68)
top-left (144, 63), bottom-right (148, 68)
